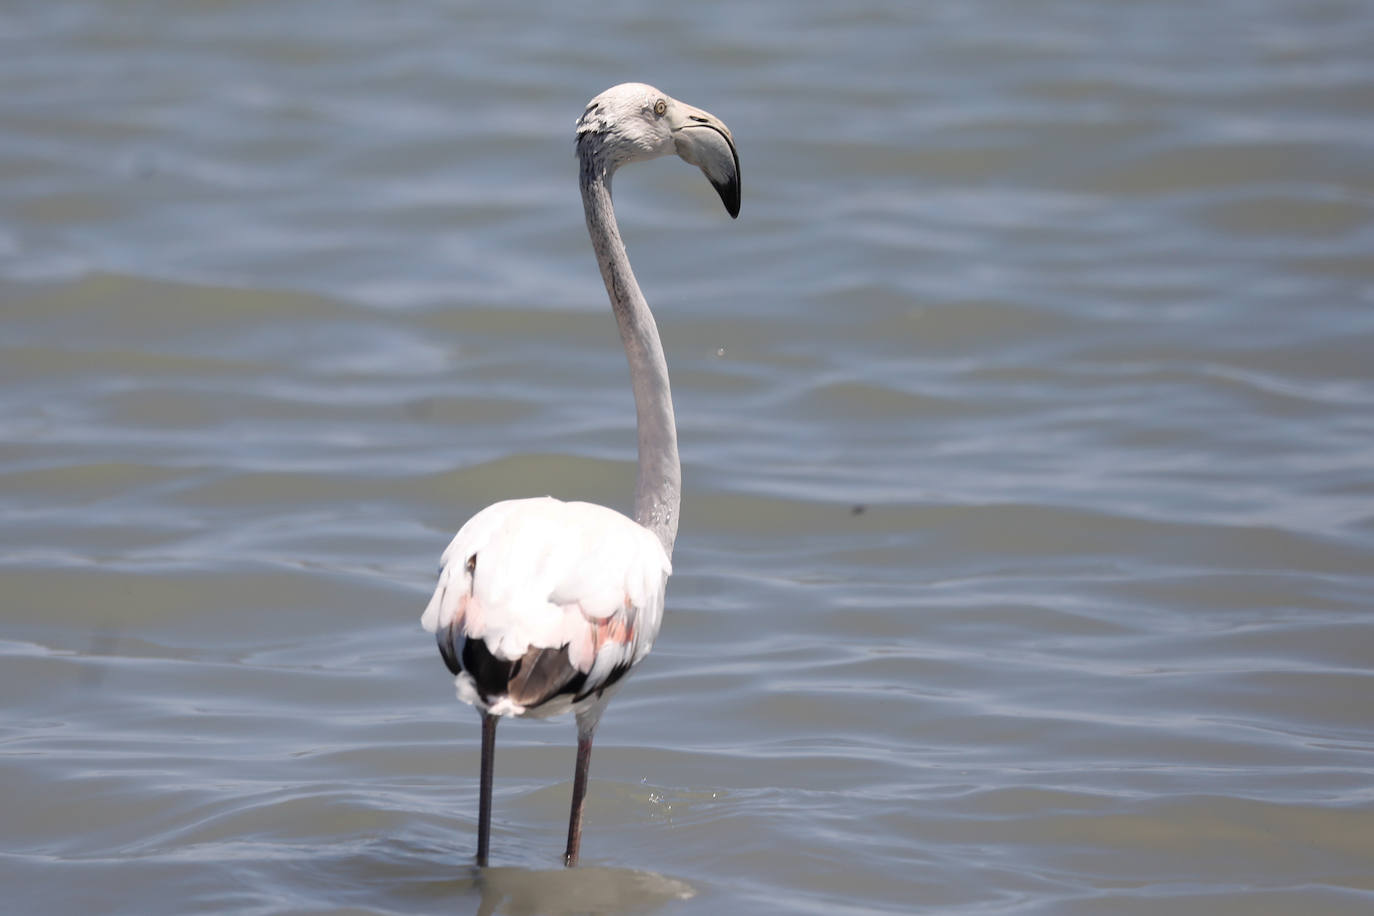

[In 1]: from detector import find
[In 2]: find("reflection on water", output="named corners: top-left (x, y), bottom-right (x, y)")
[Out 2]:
top-left (476, 866), bottom-right (695, 916)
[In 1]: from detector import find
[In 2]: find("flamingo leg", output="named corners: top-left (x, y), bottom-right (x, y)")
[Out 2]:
top-left (563, 728), bottom-right (595, 867)
top-left (477, 712), bottom-right (497, 867)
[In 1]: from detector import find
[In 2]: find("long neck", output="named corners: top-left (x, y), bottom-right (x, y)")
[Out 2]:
top-left (579, 155), bottom-right (681, 557)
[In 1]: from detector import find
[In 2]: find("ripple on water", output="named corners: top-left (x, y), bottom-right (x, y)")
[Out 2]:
top-left (4, 1), bottom-right (1374, 914)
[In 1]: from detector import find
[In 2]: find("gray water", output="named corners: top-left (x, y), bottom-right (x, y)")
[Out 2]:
top-left (3, 1), bottom-right (1373, 913)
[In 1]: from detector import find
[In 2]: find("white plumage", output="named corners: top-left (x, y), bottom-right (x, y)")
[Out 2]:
top-left (420, 82), bottom-right (739, 868)
top-left (421, 497), bottom-right (670, 718)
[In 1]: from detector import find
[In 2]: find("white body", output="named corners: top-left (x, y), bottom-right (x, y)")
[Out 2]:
top-left (421, 496), bottom-right (670, 718)
top-left (418, 81), bottom-right (738, 867)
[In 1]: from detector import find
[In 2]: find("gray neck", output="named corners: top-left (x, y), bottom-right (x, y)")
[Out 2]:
top-left (578, 148), bottom-right (681, 557)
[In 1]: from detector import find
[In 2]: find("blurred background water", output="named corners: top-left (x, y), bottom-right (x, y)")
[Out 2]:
top-left (3, 1), bottom-right (1373, 913)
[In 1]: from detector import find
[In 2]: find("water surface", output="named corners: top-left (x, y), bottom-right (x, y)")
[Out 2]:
top-left (3, 1), bottom-right (1373, 914)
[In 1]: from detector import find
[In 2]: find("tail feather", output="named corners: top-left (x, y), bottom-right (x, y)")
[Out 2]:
top-left (436, 622), bottom-right (463, 676)
top-left (455, 638), bottom-right (582, 710)
top-left (508, 646), bottom-right (580, 707)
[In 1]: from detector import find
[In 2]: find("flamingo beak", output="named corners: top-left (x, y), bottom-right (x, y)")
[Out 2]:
top-left (671, 105), bottom-right (740, 219)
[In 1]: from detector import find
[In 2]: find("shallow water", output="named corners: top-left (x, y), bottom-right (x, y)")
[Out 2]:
top-left (3, 1), bottom-right (1374, 914)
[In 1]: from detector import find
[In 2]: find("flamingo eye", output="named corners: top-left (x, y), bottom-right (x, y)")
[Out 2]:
top-left (653, 98), bottom-right (667, 116)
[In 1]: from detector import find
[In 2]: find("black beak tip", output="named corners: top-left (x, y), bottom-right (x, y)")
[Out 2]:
top-left (715, 177), bottom-right (741, 219)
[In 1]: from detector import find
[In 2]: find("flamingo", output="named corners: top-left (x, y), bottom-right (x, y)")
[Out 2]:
top-left (420, 83), bottom-right (740, 868)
